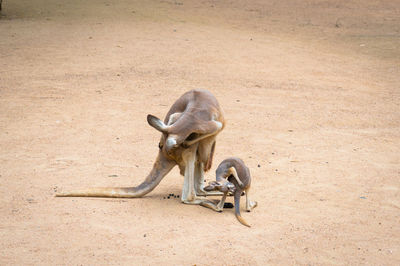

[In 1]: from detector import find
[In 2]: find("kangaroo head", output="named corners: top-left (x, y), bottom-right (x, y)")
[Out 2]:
top-left (147, 114), bottom-right (194, 160)
top-left (147, 108), bottom-right (222, 165)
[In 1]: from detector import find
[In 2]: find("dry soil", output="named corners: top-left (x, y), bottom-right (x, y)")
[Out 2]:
top-left (0, 0), bottom-right (399, 265)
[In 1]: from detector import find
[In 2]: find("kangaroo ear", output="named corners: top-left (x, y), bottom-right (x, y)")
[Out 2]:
top-left (182, 120), bottom-right (223, 146)
top-left (147, 114), bottom-right (168, 133)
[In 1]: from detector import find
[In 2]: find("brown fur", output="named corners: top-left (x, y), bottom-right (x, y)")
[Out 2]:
top-left (202, 157), bottom-right (257, 227)
top-left (56, 89), bottom-right (225, 200)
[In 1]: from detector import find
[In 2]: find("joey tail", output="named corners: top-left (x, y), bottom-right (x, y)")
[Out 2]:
top-left (234, 190), bottom-right (250, 227)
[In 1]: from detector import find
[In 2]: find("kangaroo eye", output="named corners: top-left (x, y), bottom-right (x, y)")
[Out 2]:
top-left (158, 142), bottom-right (163, 149)
top-left (185, 133), bottom-right (198, 141)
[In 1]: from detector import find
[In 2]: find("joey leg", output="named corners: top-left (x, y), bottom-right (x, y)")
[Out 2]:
top-left (216, 192), bottom-right (228, 211)
top-left (245, 188), bottom-right (258, 211)
top-left (200, 192), bottom-right (228, 212)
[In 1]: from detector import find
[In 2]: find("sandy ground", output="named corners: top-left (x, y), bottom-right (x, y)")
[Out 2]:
top-left (1, 0), bottom-right (399, 265)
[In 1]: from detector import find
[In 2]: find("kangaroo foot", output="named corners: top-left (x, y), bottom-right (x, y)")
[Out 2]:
top-left (200, 199), bottom-right (223, 212)
top-left (182, 196), bottom-right (209, 205)
top-left (196, 189), bottom-right (224, 197)
top-left (246, 200), bottom-right (258, 212)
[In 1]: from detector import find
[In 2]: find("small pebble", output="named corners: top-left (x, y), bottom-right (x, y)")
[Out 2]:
top-left (257, 164), bottom-right (261, 168)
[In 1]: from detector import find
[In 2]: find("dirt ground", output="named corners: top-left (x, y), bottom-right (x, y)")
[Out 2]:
top-left (1, 0), bottom-right (399, 265)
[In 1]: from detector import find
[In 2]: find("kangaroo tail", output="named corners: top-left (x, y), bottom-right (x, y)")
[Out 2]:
top-left (56, 187), bottom-right (147, 198)
top-left (56, 152), bottom-right (176, 198)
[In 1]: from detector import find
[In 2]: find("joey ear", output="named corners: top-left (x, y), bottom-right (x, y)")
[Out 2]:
top-left (203, 185), bottom-right (215, 191)
top-left (228, 167), bottom-right (244, 187)
top-left (147, 114), bottom-right (168, 133)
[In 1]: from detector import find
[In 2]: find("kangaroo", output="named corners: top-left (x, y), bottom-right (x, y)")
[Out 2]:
top-left (56, 89), bottom-right (225, 205)
top-left (201, 157), bottom-right (257, 227)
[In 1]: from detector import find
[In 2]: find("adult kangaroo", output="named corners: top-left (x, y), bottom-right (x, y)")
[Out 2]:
top-left (56, 89), bottom-right (225, 204)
